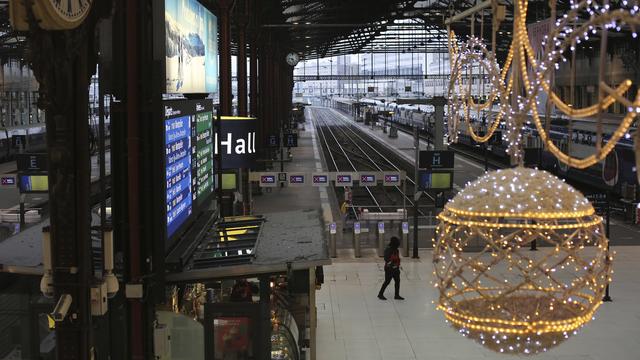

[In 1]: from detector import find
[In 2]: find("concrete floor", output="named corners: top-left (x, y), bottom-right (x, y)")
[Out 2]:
top-left (315, 248), bottom-right (640, 360)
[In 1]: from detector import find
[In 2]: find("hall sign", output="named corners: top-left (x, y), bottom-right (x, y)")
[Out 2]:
top-left (216, 116), bottom-right (257, 169)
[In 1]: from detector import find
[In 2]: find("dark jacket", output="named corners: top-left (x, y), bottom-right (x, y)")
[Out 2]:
top-left (384, 246), bottom-right (400, 270)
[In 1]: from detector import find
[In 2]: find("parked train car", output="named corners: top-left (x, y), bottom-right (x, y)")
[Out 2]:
top-left (331, 98), bottom-right (638, 196)
top-left (456, 114), bottom-right (638, 193)
top-left (0, 124), bottom-right (47, 162)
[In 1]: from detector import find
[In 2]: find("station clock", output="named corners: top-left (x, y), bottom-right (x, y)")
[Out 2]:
top-left (286, 52), bottom-right (300, 67)
top-left (10, 0), bottom-right (93, 31)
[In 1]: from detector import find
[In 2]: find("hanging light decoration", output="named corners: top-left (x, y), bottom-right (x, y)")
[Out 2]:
top-left (433, 168), bottom-right (613, 355)
top-left (434, 0), bottom-right (640, 354)
top-left (446, 0), bottom-right (640, 167)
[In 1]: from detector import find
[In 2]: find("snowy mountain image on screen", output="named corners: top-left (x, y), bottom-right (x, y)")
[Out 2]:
top-left (165, 13), bottom-right (207, 93)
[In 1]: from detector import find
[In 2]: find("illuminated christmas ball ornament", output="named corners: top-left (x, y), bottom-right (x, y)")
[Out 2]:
top-left (433, 167), bottom-right (612, 355)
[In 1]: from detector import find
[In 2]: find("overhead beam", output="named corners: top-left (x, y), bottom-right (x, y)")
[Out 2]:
top-left (444, 0), bottom-right (492, 25)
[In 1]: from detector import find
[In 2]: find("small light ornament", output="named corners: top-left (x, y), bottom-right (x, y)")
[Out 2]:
top-left (433, 168), bottom-right (612, 355)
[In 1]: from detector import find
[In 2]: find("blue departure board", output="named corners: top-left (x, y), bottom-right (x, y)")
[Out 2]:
top-left (164, 99), bottom-right (215, 245)
top-left (166, 115), bottom-right (193, 238)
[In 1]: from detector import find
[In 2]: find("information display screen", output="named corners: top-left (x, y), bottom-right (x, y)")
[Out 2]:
top-left (418, 171), bottom-right (453, 190)
top-left (18, 174), bottom-right (48, 193)
top-left (221, 173), bottom-right (237, 190)
top-left (195, 110), bottom-right (214, 203)
top-left (166, 115), bottom-right (193, 238)
top-left (165, 99), bottom-right (214, 240)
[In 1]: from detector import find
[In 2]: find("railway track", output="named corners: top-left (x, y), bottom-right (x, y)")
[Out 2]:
top-left (312, 107), bottom-right (428, 217)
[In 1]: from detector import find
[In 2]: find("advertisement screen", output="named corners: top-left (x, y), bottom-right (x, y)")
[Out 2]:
top-left (213, 317), bottom-right (253, 359)
top-left (165, 100), bottom-right (214, 241)
top-left (165, 0), bottom-right (218, 94)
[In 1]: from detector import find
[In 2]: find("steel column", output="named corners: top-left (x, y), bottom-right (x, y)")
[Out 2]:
top-left (249, 0), bottom-right (259, 117)
top-left (218, 0), bottom-right (234, 115)
top-left (125, 1), bottom-right (144, 358)
top-left (258, 41), bottom-right (269, 162)
top-left (250, 41), bottom-right (258, 117)
top-left (236, 0), bottom-right (248, 117)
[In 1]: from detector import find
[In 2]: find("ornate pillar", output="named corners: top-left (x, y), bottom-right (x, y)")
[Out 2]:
top-left (22, 3), bottom-right (106, 359)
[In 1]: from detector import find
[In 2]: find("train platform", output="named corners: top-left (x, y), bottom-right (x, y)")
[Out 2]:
top-left (252, 120), bottom-right (334, 222)
top-left (0, 151), bottom-right (111, 246)
top-left (251, 108), bottom-right (379, 257)
top-left (315, 247), bottom-right (640, 360)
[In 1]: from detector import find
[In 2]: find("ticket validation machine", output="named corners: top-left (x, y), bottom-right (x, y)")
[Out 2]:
top-left (401, 222), bottom-right (409, 257)
top-left (377, 222), bottom-right (385, 257)
top-left (353, 222), bottom-right (361, 257)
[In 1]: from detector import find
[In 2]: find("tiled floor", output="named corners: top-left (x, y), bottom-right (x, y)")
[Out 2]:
top-left (315, 248), bottom-right (640, 360)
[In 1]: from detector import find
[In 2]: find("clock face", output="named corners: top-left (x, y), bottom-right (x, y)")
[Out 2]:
top-left (286, 53), bottom-right (300, 66)
top-left (49, 0), bottom-right (92, 22)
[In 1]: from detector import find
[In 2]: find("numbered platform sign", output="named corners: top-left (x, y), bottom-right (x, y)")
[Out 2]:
top-left (285, 133), bottom-right (298, 147)
top-left (383, 172), bottom-right (401, 187)
top-left (359, 173), bottom-right (377, 186)
top-left (419, 150), bottom-right (454, 169)
top-left (335, 173), bottom-right (353, 187)
top-left (288, 173), bottom-right (306, 187)
top-left (311, 173), bottom-right (329, 187)
top-left (259, 173), bottom-right (277, 187)
top-left (0, 176), bottom-right (16, 188)
top-left (267, 134), bottom-right (279, 148)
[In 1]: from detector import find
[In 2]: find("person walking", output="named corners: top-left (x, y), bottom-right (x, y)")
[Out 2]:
top-left (378, 236), bottom-right (404, 300)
